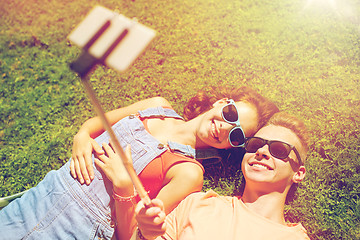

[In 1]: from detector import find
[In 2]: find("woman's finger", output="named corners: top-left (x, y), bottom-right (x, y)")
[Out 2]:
top-left (84, 151), bottom-right (94, 181)
top-left (74, 157), bottom-right (84, 184)
top-left (70, 157), bottom-right (77, 178)
top-left (102, 142), bottom-right (116, 157)
top-left (92, 139), bottom-right (104, 155)
top-left (125, 145), bottom-right (132, 161)
top-left (94, 152), bottom-right (108, 163)
top-left (78, 155), bottom-right (91, 185)
top-left (94, 157), bottom-right (104, 169)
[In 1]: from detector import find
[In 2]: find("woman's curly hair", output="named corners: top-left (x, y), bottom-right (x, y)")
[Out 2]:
top-left (183, 85), bottom-right (279, 130)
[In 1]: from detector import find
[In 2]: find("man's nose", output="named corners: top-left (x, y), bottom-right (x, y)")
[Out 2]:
top-left (255, 145), bottom-right (271, 160)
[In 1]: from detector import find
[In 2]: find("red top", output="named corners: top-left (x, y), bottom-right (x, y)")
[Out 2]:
top-left (138, 118), bottom-right (204, 199)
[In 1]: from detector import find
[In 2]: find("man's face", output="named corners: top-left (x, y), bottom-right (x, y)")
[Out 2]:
top-left (241, 125), bottom-right (306, 191)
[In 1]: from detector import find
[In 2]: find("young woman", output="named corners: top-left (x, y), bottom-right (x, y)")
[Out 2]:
top-left (133, 111), bottom-right (310, 240)
top-left (0, 85), bottom-right (279, 240)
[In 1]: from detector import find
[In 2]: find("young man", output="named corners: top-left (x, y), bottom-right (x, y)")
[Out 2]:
top-left (133, 111), bottom-right (310, 240)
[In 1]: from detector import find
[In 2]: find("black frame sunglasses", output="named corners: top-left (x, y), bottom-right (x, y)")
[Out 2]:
top-left (221, 99), bottom-right (246, 147)
top-left (244, 137), bottom-right (303, 165)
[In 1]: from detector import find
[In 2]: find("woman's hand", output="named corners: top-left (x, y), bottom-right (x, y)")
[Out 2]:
top-left (71, 131), bottom-right (104, 185)
top-left (135, 199), bottom-right (167, 240)
top-left (94, 143), bottom-right (133, 191)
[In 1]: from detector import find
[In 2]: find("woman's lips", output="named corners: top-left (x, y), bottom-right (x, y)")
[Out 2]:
top-left (211, 120), bottom-right (219, 141)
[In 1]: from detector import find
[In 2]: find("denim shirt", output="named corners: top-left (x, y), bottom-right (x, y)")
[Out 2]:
top-left (95, 106), bottom-right (222, 174)
top-left (0, 106), bottom-right (221, 240)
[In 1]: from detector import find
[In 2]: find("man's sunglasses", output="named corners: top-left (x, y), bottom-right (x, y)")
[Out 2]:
top-left (221, 99), bottom-right (246, 147)
top-left (244, 137), bottom-right (303, 165)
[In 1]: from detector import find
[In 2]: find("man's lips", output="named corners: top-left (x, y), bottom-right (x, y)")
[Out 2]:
top-left (249, 161), bottom-right (274, 170)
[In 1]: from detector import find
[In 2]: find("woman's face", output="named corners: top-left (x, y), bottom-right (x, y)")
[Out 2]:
top-left (196, 99), bottom-right (259, 149)
top-left (241, 125), bottom-right (306, 191)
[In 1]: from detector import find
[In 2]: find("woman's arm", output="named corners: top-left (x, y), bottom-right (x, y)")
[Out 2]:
top-left (98, 153), bottom-right (203, 239)
top-left (93, 143), bottom-right (138, 240)
top-left (119, 162), bottom-right (203, 239)
top-left (77, 97), bottom-right (172, 139)
top-left (71, 97), bottom-right (172, 184)
top-left (156, 162), bottom-right (203, 214)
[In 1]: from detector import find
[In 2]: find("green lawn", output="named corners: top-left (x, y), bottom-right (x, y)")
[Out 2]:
top-left (1, 0), bottom-right (359, 239)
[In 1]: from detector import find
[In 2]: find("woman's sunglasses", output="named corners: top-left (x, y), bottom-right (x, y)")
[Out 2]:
top-left (244, 137), bottom-right (303, 165)
top-left (221, 99), bottom-right (246, 147)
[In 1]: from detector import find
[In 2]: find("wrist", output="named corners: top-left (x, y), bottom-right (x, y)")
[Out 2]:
top-left (113, 184), bottom-right (135, 196)
top-left (112, 187), bottom-right (137, 204)
top-left (113, 177), bottom-right (134, 194)
top-left (74, 130), bottom-right (90, 140)
top-left (137, 227), bottom-right (149, 240)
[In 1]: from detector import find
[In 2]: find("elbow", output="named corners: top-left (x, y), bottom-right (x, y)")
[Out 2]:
top-left (151, 97), bottom-right (171, 107)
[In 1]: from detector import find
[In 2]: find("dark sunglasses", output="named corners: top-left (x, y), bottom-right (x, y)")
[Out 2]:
top-left (221, 99), bottom-right (246, 147)
top-left (244, 137), bottom-right (303, 165)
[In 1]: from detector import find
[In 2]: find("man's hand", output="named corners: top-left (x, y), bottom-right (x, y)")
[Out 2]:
top-left (135, 199), bottom-right (167, 240)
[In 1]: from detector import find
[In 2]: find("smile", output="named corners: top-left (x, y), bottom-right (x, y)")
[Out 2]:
top-left (211, 120), bottom-right (219, 141)
top-left (249, 162), bottom-right (273, 170)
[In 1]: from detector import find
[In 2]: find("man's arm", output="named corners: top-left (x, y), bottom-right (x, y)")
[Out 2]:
top-left (133, 192), bottom-right (205, 240)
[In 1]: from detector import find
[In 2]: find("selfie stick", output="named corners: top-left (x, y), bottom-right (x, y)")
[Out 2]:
top-left (81, 80), bottom-right (152, 206)
top-left (68, 6), bottom-right (156, 206)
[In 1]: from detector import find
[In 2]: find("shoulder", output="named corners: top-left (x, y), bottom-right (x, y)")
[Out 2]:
top-left (183, 190), bottom-right (220, 202)
top-left (110, 97), bottom-right (173, 118)
top-left (145, 97), bottom-right (172, 108)
top-left (166, 160), bottom-right (204, 185)
top-left (178, 192), bottom-right (208, 207)
top-left (177, 190), bottom-right (233, 210)
top-left (126, 97), bottom-right (172, 113)
top-left (188, 190), bottom-right (238, 206)
top-left (286, 223), bottom-right (311, 240)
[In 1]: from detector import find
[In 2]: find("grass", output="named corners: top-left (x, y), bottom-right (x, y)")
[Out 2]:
top-left (1, 0), bottom-right (360, 239)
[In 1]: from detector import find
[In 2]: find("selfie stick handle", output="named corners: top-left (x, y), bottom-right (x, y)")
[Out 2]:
top-left (70, 21), bottom-right (151, 206)
top-left (81, 78), bottom-right (152, 206)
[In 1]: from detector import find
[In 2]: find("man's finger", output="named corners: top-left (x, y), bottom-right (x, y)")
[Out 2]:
top-left (150, 198), bottom-right (164, 210)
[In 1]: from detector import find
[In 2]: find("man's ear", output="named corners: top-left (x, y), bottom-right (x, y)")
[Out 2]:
top-left (212, 98), bottom-right (228, 108)
top-left (293, 166), bottom-right (306, 183)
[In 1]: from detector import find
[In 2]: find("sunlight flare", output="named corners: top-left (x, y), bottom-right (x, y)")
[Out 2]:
top-left (304, 0), bottom-right (338, 9)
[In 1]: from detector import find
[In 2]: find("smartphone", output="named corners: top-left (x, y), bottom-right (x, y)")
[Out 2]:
top-left (68, 5), bottom-right (156, 73)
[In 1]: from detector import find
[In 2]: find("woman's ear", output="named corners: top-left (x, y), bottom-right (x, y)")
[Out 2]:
top-left (292, 165), bottom-right (306, 183)
top-left (212, 98), bottom-right (228, 108)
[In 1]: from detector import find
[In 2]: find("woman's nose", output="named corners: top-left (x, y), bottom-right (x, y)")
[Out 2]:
top-left (222, 121), bottom-right (235, 130)
top-left (217, 121), bottom-right (232, 142)
top-left (222, 120), bottom-right (234, 131)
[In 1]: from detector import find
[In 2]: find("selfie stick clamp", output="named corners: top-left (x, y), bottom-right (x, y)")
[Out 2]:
top-left (68, 6), bottom-right (155, 206)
